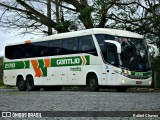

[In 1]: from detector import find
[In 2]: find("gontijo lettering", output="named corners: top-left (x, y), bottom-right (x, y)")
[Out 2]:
top-left (51, 56), bottom-right (90, 67)
top-left (57, 58), bottom-right (80, 65)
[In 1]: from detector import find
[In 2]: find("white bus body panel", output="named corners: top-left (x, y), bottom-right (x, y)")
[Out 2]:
top-left (3, 28), bottom-right (151, 88)
top-left (116, 74), bottom-right (152, 86)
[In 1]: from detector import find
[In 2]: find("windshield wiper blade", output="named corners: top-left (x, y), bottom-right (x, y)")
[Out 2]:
top-left (120, 66), bottom-right (129, 70)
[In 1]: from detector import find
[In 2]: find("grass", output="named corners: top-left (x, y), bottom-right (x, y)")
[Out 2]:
top-left (0, 57), bottom-right (16, 89)
top-left (0, 57), bottom-right (3, 87)
top-left (151, 56), bottom-right (160, 88)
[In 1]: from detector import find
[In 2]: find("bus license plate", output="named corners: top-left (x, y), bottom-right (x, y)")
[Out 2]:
top-left (136, 81), bottom-right (142, 84)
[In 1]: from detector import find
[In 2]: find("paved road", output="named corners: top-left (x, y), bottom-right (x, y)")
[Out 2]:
top-left (0, 89), bottom-right (160, 119)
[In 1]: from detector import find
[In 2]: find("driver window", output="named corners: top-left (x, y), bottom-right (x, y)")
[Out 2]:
top-left (106, 44), bottom-right (118, 66)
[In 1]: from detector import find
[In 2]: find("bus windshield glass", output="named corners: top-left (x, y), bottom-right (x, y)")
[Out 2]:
top-left (95, 34), bottom-right (151, 72)
top-left (116, 37), bottom-right (151, 71)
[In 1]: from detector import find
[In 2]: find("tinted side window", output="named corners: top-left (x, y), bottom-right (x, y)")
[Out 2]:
top-left (63, 38), bottom-right (79, 54)
top-left (49, 40), bottom-right (63, 56)
top-left (95, 34), bottom-right (114, 61)
top-left (25, 44), bottom-right (35, 58)
top-left (5, 44), bottom-right (30, 59)
top-left (34, 42), bottom-right (48, 57)
top-left (18, 44), bottom-right (27, 58)
top-left (5, 45), bottom-right (17, 59)
top-left (79, 35), bottom-right (97, 56)
top-left (95, 34), bottom-right (114, 51)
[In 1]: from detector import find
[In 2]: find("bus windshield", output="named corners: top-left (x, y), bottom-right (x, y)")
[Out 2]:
top-left (95, 34), bottom-right (151, 72)
top-left (116, 37), bottom-right (151, 71)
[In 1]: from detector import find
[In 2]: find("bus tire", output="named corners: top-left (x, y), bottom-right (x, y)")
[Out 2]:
top-left (26, 76), bottom-right (36, 91)
top-left (116, 87), bottom-right (127, 92)
top-left (17, 76), bottom-right (27, 91)
top-left (88, 74), bottom-right (99, 91)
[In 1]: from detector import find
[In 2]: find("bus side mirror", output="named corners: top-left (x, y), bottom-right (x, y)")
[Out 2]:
top-left (148, 44), bottom-right (159, 57)
top-left (105, 40), bottom-right (121, 54)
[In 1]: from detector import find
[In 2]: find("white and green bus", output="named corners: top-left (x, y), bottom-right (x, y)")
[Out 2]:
top-left (3, 28), bottom-right (152, 92)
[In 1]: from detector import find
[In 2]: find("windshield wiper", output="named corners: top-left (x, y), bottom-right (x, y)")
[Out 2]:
top-left (120, 66), bottom-right (129, 70)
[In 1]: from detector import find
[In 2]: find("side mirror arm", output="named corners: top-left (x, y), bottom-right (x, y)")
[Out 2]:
top-left (105, 40), bottom-right (121, 54)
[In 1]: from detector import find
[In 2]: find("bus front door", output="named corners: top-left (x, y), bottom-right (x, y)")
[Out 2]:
top-left (106, 64), bottom-right (117, 85)
top-left (105, 42), bottom-right (119, 85)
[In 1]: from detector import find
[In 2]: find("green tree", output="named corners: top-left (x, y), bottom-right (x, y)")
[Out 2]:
top-left (0, 0), bottom-right (115, 35)
top-left (0, 0), bottom-right (159, 48)
top-left (106, 0), bottom-right (160, 46)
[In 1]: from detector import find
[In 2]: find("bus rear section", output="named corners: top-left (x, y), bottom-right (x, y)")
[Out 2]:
top-left (3, 32), bottom-right (104, 91)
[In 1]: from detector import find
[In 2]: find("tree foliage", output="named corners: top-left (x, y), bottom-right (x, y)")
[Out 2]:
top-left (106, 0), bottom-right (160, 45)
top-left (0, 0), bottom-right (159, 46)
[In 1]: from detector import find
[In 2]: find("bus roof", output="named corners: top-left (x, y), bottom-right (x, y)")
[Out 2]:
top-left (92, 28), bottom-right (143, 38)
top-left (6, 28), bottom-right (144, 46)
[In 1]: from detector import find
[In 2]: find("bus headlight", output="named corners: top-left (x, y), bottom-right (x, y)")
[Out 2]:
top-left (149, 81), bottom-right (152, 85)
top-left (122, 80), bottom-right (126, 84)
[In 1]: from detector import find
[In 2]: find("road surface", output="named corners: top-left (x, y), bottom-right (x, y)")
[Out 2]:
top-left (0, 89), bottom-right (160, 119)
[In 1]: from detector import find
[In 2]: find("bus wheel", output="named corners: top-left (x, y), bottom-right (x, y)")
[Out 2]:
top-left (88, 74), bottom-right (99, 91)
top-left (116, 87), bottom-right (127, 92)
top-left (17, 76), bottom-right (27, 91)
top-left (26, 76), bottom-right (36, 91)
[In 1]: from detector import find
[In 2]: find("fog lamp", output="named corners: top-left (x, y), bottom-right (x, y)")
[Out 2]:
top-left (122, 80), bottom-right (126, 84)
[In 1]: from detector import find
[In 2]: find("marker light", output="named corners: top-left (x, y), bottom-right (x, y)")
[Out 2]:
top-left (25, 40), bottom-right (31, 44)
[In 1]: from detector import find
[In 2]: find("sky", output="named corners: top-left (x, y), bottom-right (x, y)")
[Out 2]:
top-left (0, 0), bottom-right (74, 57)
top-left (0, 30), bottom-right (37, 57)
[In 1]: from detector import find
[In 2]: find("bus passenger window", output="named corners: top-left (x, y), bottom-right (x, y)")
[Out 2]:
top-left (34, 42), bottom-right (48, 57)
top-left (27, 45), bottom-right (33, 58)
top-left (82, 45), bottom-right (90, 51)
top-left (49, 40), bottom-right (63, 56)
top-left (63, 38), bottom-right (78, 54)
top-left (79, 36), bottom-right (97, 56)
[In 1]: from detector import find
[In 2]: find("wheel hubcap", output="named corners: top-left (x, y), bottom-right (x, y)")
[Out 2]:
top-left (90, 79), bottom-right (95, 87)
top-left (19, 81), bottom-right (23, 88)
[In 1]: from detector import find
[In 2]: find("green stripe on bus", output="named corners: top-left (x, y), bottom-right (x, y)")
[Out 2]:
top-left (4, 60), bottom-right (30, 70)
top-left (4, 55), bottom-right (90, 70)
top-left (130, 71), bottom-right (152, 77)
top-left (121, 70), bottom-right (152, 77)
top-left (85, 55), bottom-right (90, 65)
top-left (38, 59), bottom-right (47, 77)
top-left (51, 55), bottom-right (90, 67)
